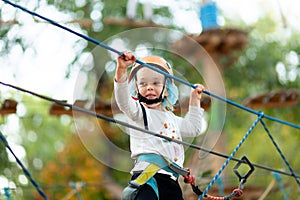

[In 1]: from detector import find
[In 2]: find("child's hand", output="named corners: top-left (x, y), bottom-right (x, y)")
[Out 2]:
top-left (117, 51), bottom-right (136, 70)
top-left (189, 83), bottom-right (205, 107)
top-left (115, 51), bottom-right (136, 82)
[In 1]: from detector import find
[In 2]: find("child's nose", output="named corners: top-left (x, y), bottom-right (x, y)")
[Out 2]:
top-left (147, 84), bottom-right (154, 90)
top-left (146, 83), bottom-right (157, 89)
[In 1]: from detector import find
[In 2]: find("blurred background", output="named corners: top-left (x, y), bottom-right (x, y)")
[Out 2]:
top-left (0, 0), bottom-right (299, 199)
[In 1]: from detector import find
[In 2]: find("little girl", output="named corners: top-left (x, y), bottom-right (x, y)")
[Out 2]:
top-left (114, 51), bottom-right (205, 200)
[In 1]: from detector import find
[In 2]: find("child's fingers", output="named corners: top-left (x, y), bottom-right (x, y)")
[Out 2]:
top-left (194, 84), bottom-right (205, 93)
top-left (122, 51), bottom-right (136, 62)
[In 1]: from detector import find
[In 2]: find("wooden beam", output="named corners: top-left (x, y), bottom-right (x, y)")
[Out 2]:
top-left (49, 100), bottom-right (87, 116)
top-left (0, 99), bottom-right (17, 115)
top-left (175, 28), bottom-right (249, 55)
top-left (49, 96), bottom-right (211, 116)
top-left (103, 17), bottom-right (165, 28)
top-left (243, 89), bottom-right (299, 108)
top-left (0, 19), bottom-right (19, 26)
top-left (0, 18), bottom-right (93, 28)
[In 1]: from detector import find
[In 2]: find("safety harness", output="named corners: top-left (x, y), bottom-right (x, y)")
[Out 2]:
top-left (122, 103), bottom-right (253, 200)
top-left (122, 153), bottom-right (190, 200)
top-left (122, 103), bottom-right (189, 200)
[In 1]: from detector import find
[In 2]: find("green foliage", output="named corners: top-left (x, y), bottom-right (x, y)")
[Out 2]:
top-left (221, 16), bottom-right (300, 198)
top-left (21, 106), bottom-right (72, 168)
top-left (0, 94), bottom-right (73, 198)
top-left (224, 31), bottom-right (300, 99)
top-left (1, 0), bottom-right (300, 199)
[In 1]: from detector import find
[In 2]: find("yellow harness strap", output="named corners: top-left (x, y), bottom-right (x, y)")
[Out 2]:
top-left (131, 163), bottom-right (161, 185)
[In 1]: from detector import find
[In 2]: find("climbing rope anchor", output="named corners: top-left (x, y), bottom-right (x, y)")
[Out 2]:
top-left (212, 156), bottom-right (254, 200)
top-left (185, 156), bottom-right (255, 200)
top-left (204, 156), bottom-right (254, 200)
top-left (233, 155), bottom-right (255, 190)
top-left (225, 155), bottom-right (255, 199)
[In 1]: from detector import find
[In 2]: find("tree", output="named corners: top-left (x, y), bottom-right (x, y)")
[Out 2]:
top-left (1, 1), bottom-right (299, 199)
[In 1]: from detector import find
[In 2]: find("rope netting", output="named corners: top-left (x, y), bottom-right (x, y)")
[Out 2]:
top-left (1, 0), bottom-right (299, 199)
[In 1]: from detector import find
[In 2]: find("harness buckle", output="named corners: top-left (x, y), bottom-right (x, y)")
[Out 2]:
top-left (169, 162), bottom-right (189, 177)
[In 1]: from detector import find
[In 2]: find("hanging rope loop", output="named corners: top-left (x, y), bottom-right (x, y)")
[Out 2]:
top-left (182, 167), bottom-right (246, 200)
top-left (203, 187), bottom-right (243, 200)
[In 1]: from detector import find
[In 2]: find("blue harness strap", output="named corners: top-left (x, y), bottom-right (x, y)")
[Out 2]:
top-left (122, 154), bottom-right (189, 200)
top-left (138, 154), bottom-right (177, 178)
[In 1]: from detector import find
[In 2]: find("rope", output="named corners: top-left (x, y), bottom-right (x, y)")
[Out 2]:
top-left (61, 182), bottom-right (84, 200)
top-left (4, 187), bottom-right (12, 200)
top-left (205, 188), bottom-right (243, 200)
top-left (258, 180), bottom-right (276, 200)
top-left (1, 81), bottom-right (299, 180)
top-left (199, 113), bottom-right (264, 200)
top-left (216, 176), bottom-right (225, 196)
top-left (0, 132), bottom-right (48, 200)
top-left (70, 182), bottom-right (84, 200)
top-left (260, 119), bottom-right (300, 186)
top-left (1, 0), bottom-right (300, 198)
top-left (273, 172), bottom-right (289, 200)
top-left (2, 0), bottom-right (300, 131)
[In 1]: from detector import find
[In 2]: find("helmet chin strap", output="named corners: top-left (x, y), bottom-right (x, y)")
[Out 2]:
top-left (137, 86), bottom-right (165, 105)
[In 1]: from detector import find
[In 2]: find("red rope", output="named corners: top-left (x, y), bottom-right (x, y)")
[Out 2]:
top-left (233, 188), bottom-right (243, 197)
top-left (183, 168), bottom-right (243, 200)
top-left (204, 188), bottom-right (243, 200)
top-left (183, 168), bottom-right (195, 185)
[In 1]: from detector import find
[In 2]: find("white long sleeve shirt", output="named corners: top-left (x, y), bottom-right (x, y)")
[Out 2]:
top-left (114, 80), bottom-right (204, 168)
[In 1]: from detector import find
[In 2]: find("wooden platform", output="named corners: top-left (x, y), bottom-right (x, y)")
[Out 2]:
top-left (243, 89), bottom-right (299, 108)
top-left (0, 99), bottom-right (17, 115)
top-left (188, 28), bottom-right (249, 55)
top-left (172, 28), bottom-right (249, 68)
top-left (103, 17), bottom-right (165, 28)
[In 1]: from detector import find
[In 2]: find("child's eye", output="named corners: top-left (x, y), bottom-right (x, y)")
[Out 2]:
top-left (153, 81), bottom-right (162, 86)
top-left (138, 82), bottom-right (147, 87)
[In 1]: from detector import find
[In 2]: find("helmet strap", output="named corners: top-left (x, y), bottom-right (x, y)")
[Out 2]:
top-left (137, 85), bottom-right (165, 105)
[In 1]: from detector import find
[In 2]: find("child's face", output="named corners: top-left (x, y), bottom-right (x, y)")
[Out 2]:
top-left (135, 67), bottom-right (167, 107)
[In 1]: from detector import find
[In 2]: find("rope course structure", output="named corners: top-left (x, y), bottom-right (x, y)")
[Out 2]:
top-left (1, 0), bottom-right (300, 199)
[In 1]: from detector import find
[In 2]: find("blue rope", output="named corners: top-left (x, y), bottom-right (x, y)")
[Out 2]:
top-left (1, 0), bottom-right (122, 56)
top-left (2, 0), bottom-right (300, 131)
top-left (0, 132), bottom-right (48, 200)
top-left (216, 176), bottom-right (225, 196)
top-left (260, 120), bottom-right (300, 186)
top-left (272, 172), bottom-right (289, 200)
top-left (69, 182), bottom-right (84, 200)
top-left (0, 81), bottom-right (299, 180)
top-left (204, 91), bottom-right (300, 129)
top-left (4, 187), bottom-right (12, 200)
top-left (1, 0), bottom-right (300, 197)
top-left (199, 112), bottom-right (264, 200)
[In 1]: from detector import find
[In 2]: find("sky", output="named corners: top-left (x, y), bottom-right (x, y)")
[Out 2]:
top-left (0, 0), bottom-right (300, 193)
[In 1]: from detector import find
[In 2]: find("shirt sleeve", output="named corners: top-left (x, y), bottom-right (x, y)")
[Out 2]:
top-left (114, 80), bottom-right (142, 121)
top-left (178, 105), bottom-right (204, 137)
